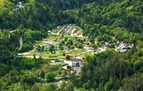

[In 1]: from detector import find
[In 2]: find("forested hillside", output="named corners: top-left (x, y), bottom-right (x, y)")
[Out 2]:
top-left (0, 0), bottom-right (143, 90)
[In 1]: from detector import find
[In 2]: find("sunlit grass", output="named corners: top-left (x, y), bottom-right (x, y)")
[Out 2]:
top-left (34, 35), bottom-right (61, 46)
top-left (68, 49), bottom-right (86, 56)
top-left (24, 50), bottom-right (64, 59)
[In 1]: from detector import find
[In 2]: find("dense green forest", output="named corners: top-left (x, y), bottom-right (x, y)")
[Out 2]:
top-left (0, 0), bottom-right (143, 90)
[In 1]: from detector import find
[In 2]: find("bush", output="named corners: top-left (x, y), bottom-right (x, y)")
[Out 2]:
top-left (23, 74), bottom-right (40, 85)
top-left (19, 43), bottom-right (33, 52)
top-left (66, 55), bottom-right (70, 60)
top-left (76, 43), bottom-right (83, 48)
top-left (45, 72), bottom-right (56, 82)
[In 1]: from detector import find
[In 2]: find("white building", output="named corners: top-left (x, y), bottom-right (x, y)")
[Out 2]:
top-left (15, 2), bottom-right (24, 8)
top-left (115, 42), bottom-right (132, 52)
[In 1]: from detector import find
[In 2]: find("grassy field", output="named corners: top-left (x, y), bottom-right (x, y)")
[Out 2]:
top-left (34, 35), bottom-right (61, 46)
top-left (23, 48), bottom-right (87, 59)
top-left (68, 49), bottom-right (86, 56)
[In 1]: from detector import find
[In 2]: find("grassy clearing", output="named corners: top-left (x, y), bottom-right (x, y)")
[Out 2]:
top-left (34, 35), bottom-right (61, 46)
top-left (23, 48), bottom-right (87, 59)
top-left (24, 50), bottom-right (64, 59)
top-left (68, 49), bottom-right (86, 56)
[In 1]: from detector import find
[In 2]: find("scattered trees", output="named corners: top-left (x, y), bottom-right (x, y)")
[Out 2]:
top-left (45, 72), bottom-right (56, 82)
top-left (49, 45), bottom-right (56, 54)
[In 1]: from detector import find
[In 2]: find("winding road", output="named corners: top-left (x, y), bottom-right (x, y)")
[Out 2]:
top-left (18, 47), bottom-right (37, 55)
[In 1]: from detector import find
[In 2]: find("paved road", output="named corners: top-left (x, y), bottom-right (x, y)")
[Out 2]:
top-left (18, 47), bottom-right (37, 55)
